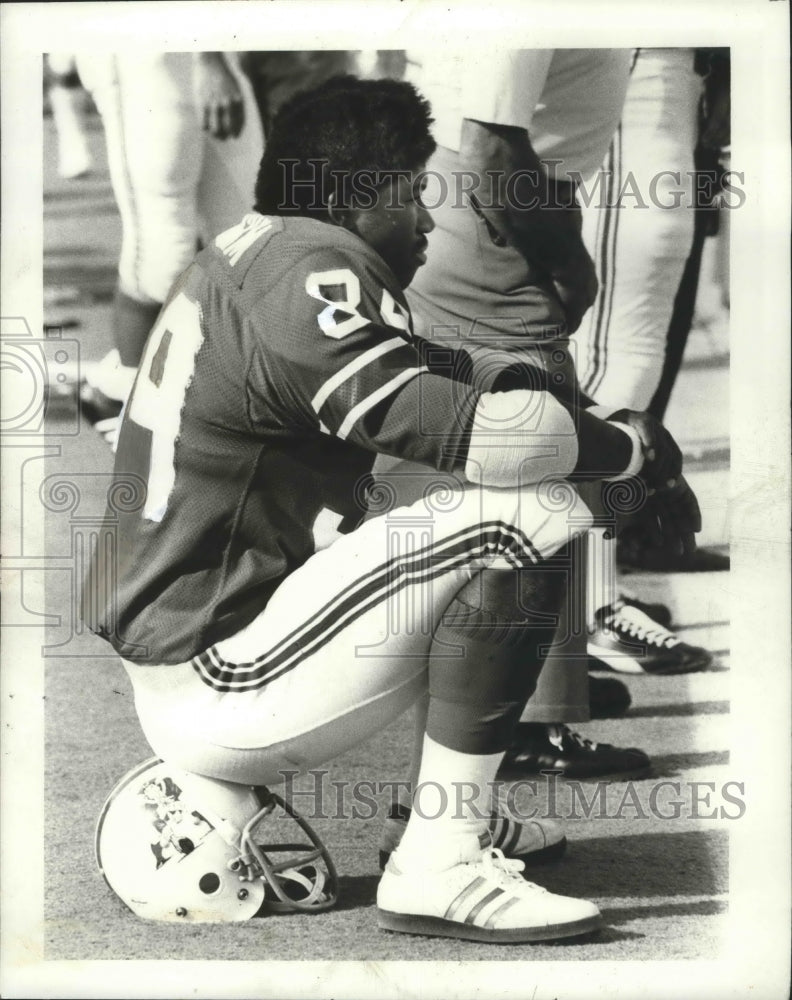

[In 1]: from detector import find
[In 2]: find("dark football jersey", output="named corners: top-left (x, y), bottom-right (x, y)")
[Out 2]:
top-left (81, 214), bottom-right (481, 664)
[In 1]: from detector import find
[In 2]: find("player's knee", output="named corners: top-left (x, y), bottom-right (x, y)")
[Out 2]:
top-left (514, 480), bottom-right (593, 564)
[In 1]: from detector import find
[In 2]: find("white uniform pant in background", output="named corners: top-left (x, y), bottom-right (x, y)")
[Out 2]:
top-left (76, 52), bottom-right (263, 304)
top-left (576, 49), bottom-right (702, 411)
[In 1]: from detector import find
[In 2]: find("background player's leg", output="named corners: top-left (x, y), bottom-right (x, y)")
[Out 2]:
top-left (576, 48), bottom-right (701, 411)
top-left (80, 54), bottom-right (204, 363)
top-left (499, 523), bottom-right (650, 781)
top-left (574, 49), bottom-right (719, 645)
top-left (195, 51), bottom-right (264, 248)
top-left (74, 53), bottom-right (205, 438)
top-left (45, 54), bottom-right (93, 180)
top-left (647, 147), bottom-right (714, 422)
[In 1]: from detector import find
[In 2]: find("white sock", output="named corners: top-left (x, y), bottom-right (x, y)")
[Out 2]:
top-left (392, 734), bottom-right (503, 873)
top-left (50, 86), bottom-right (92, 175)
top-left (587, 527), bottom-right (618, 622)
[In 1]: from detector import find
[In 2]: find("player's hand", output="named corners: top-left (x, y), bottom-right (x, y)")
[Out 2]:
top-left (550, 248), bottom-right (598, 333)
top-left (194, 53), bottom-right (245, 140)
top-left (608, 408), bottom-right (683, 490)
top-left (636, 475), bottom-right (701, 559)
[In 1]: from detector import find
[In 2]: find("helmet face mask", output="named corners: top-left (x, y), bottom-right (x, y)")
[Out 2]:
top-left (95, 758), bottom-right (338, 923)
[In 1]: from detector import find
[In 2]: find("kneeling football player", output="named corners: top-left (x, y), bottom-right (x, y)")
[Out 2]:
top-left (84, 76), bottom-right (699, 942)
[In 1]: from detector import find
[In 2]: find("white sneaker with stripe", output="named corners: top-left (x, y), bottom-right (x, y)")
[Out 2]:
top-left (377, 847), bottom-right (601, 943)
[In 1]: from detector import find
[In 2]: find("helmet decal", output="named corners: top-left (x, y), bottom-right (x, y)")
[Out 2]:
top-left (138, 774), bottom-right (214, 869)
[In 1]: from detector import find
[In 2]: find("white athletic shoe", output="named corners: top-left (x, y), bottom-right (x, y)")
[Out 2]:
top-left (378, 804), bottom-right (566, 869)
top-left (377, 847), bottom-right (601, 943)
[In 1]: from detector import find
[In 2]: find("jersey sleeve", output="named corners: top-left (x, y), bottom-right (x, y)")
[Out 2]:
top-left (247, 245), bottom-right (480, 474)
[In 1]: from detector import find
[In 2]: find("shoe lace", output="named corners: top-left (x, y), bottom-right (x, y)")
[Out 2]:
top-left (606, 604), bottom-right (679, 648)
top-left (551, 724), bottom-right (600, 752)
top-left (479, 847), bottom-right (545, 894)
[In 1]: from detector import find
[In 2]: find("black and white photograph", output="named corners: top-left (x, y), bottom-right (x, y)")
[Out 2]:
top-left (1, 2), bottom-right (790, 998)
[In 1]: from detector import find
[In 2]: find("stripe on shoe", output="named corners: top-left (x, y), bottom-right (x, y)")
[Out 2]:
top-left (500, 821), bottom-right (524, 858)
top-left (444, 875), bottom-right (525, 930)
top-left (489, 816), bottom-right (524, 857)
top-left (444, 876), bottom-right (489, 922)
top-left (490, 817), bottom-right (508, 850)
top-left (464, 888), bottom-right (506, 925)
top-left (483, 893), bottom-right (522, 929)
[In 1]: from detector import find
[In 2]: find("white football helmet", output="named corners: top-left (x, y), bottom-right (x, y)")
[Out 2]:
top-left (95, 758), bottom-right (338, 922)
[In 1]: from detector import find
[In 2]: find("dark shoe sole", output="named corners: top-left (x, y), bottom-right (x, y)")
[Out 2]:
top-left (498, 759), bottom-right (653, 783)
top-left (588, 646), bottom-right (713, 676)
top-left (377, 907), bottom-right (602, 943)
top-left (618, 547), bottom-right (730, 573)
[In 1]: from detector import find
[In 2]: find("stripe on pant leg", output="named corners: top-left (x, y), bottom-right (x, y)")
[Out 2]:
top-left (584, 125), bottom-right (621, 401)
top-left (191, 520), bottom-right (545, 692)
top-left (589, 123), bottom-right (623, 400)
top-left (230, 519), bottom-right (540, 671)
top-left (194, 539), bottom-right (515, 692)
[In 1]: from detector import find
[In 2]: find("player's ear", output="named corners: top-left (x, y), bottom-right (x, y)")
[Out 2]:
top-left (327, 192), bottom-right (352, 229)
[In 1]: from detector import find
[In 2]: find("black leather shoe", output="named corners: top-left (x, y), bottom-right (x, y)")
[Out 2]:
top-left (618, 535), bottom-right (730, 573)
top-left (588, 600), bottom-right (713, 675)
top-left (499, 724), bottom-right (651, 781)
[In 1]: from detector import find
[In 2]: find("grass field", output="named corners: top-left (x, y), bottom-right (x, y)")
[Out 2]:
top-left (4, 111), bottom-right (759, 997)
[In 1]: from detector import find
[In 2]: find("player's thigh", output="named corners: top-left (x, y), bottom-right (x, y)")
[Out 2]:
top-left (124, 496), bottom-right (478, 783)
top-left (125, 480), bottom-right (592, 782)
top-left (201, 476), bottom-right (592, 732)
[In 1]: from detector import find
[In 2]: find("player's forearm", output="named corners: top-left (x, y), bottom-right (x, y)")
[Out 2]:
top-left (463, 390), bottom-right (641, 488)
top-left (349, 364), bottom-right (638, 488)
